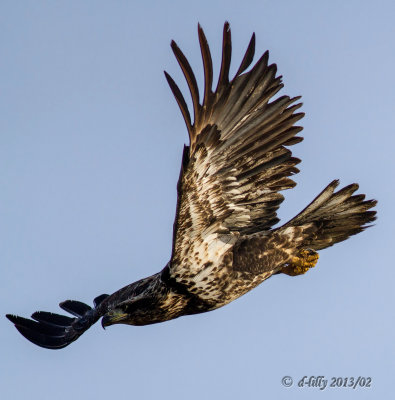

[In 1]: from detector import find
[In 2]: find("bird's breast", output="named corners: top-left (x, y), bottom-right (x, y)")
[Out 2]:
top-left (168, 250), bottom-right (274, 312)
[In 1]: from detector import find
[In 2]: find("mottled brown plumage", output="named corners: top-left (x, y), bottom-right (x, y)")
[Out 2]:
top-left (6, 23), bottom-right (377, 349)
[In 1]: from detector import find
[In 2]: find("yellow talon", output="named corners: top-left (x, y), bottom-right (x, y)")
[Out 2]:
top-left (282, 248), bottom-right (319, 276)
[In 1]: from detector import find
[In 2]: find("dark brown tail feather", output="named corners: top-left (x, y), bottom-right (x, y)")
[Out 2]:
top-left (283, 180), bottom-right (377, 251)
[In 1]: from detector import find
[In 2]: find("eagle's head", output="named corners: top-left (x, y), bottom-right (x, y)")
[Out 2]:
top-left (101, 272), bottom-right (188, 327)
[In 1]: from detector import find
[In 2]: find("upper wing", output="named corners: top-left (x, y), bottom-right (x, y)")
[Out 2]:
top-left (166, 23), bottom-right (304, 270)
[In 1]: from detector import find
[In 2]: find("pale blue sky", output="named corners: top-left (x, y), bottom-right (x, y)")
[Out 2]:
top-left (1, 1), bottom-right (394, 399)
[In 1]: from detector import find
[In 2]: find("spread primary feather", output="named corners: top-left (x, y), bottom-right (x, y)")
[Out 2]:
top-left (6, 22), bottom-right (377, 349)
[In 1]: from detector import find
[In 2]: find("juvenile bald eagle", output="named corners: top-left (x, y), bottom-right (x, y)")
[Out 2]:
top-left (7, 23), bottom-right (376, 349)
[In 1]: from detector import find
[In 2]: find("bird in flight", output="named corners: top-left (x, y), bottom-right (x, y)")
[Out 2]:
top-left (7, 23), bottom-right (377, 349)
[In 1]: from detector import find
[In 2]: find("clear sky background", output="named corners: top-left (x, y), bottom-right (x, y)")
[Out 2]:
top-left (1, 1), bottom-right (394, 399)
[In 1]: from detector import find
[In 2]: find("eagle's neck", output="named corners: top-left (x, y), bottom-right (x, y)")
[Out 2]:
top-left (99, 268), bottom-right (191, 326)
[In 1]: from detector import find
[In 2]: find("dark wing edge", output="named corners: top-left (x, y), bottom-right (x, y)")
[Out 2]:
top-left (167, 22), bottom-right (305, 248)
top-left (6, 295), bottom-right (108, 349)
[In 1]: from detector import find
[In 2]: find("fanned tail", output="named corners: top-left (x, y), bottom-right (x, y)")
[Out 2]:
top-left (6, 294), bottom-right (109, 349)
top-left (283, 180), bottom-right (377, 250)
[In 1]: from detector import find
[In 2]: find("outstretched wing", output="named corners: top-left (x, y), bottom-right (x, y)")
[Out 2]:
top-left (166, 23), bottom-right (304, 272)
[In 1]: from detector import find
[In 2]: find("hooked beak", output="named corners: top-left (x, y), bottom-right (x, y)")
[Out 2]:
top-left (101, 310), bottom-right (129, 329)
